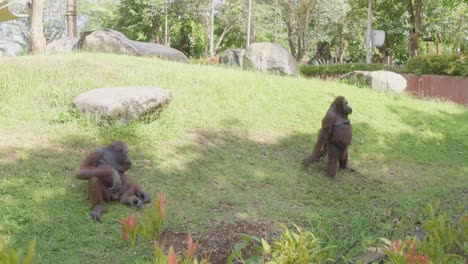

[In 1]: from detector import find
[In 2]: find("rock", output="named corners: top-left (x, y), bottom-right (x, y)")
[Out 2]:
top-left (219, 48), bottom-right (245, 67)
top-left (243, 42), bottom-right (298, 76)
top-left (342, 71), bottom-right (407, 94)
top-left (73, 86), bottom-right (171, 124)
top-left (46, 37), bottom-right (80, 54)
top-left (80, 29), bottom-right (189, 63)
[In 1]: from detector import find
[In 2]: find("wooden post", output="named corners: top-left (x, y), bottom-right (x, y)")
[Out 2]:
top-left (28, 0), bottom-right (46, 54)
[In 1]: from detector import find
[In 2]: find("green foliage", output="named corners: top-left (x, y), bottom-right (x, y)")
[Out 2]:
top-left (119, 194), bottom-right (209, 264)
top-left (119, 193), bottom-right (167, 247)
top-left (406, 54), bottom-right (468, 76)
top-left (112, 0), bottom-right (166, 42)
top-left (0, 237), bottom-right (36, 264)
top-left (269, 224), bottom-right (335, 264)
top-left (299, 63), bottom-right (404, 77)
top-left (79, 0), bottom-right (118, 30)
top-left (171, 18), bottom-right (207, 58)
top-left (381, 202), bottom-right (467, 264)
top-left (50, 108), bottom-right (79, 124)
top-left (227, 235), bottom-right (271, 264)
top-left (228, 225), bottom-right (335, 264)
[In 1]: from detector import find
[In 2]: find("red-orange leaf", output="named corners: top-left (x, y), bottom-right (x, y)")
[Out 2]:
top-left (187, 235), bottom-right (198, 258)
top-left (168, 246), bottom-right (177, 264)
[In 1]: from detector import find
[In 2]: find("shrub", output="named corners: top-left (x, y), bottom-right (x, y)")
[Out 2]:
top-left (0, 237), bottom-right (36, 264)
top-left (406, 54), bottom-right (467, 76)
top-left (118, 193), bottom-right (209, 264)
top-left (119, 193), bottom-right (167, 247)
top-left (228, 224), bottom-right (335, 264)
top-left (381, 202), bottom-right (467, 263)
top-left (299, 63), bottom-right (404, 78)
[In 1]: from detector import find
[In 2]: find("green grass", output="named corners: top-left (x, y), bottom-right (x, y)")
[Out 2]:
top-left (0, 53), bottom-right (467, 263)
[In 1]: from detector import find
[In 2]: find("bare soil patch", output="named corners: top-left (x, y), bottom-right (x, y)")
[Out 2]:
top-left (160, 220), bottom-right (281, 264)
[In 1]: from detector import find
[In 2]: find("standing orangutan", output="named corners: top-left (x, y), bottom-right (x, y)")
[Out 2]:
top-left (302, 96), bottom-right (355, 178)
top-left (76, 142), bottom-right (151, 222)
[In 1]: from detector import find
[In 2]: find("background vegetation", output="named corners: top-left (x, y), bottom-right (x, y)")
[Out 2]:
top-left (0, 53), bottom-right (466, 263)
top-left (1, 0), bottom-right (467, 62)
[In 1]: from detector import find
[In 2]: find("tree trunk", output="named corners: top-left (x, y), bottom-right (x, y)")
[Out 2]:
top-left (407, 0), bottom-right (422, 58)
top-left (164, 0), bottom-right (168, 45)
top-left (28, 0), bottom-right (46, 54)
top-left (214, 25), bottom-right (233, 55)
top-left (274, 0), bottom-right (278, 44)
top-left (436, 33), bottom-right (441, 54)
top-left (246, 0), bottom-right (252, 47)
top-left (66, 0), bottom-right (77, 38)
top-left (337, 26), bottom-right (344, 63)
top-left (209, 0), bottom-right (215, 57)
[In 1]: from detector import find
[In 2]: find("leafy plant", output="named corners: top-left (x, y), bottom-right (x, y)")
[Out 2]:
top-left (119, 193), bottom-right (167, 247)
top-left (381, 202), bottom-right (467, 264)
top-left (153, 235), bottom-right (209, 264)
top-left (119, 193), bottom-right (208, 263)
top-left (227, 235), bottom-right (271, 264)
top-left (228, 224), bottom-right (335, 264)
top-left (0, 237), bottom-right (36, 264)
top-left (406, 54), bottom-right (467, 76)
top-left (299, 63), bottom-right (405, 77)
top-left (269, 224), bottom-right (335, 264)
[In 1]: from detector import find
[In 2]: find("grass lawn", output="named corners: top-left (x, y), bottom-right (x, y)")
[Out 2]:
top-left (0, 53), bottom-right (466, 263)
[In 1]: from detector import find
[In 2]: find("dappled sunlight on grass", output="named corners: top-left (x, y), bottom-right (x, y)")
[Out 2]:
top-left (0, 54), bottom-right (466, 263)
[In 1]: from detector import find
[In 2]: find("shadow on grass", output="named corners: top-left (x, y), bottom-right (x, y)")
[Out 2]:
top-left (1, 110), bottom-right (467, 263)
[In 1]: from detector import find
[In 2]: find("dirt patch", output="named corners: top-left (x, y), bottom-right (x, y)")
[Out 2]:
top-left (159, 220), bottom-right (281, 264)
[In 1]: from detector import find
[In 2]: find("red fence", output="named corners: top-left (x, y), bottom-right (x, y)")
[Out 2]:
top-left (402, 74), bottom-right (468, 106)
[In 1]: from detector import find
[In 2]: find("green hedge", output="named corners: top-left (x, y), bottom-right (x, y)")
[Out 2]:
top-left (406, 54), bottom-right (467, 76)
top-left (300, 54), bottom-right (467, 77)
top-left (299, 63), bottom-right (404, 77)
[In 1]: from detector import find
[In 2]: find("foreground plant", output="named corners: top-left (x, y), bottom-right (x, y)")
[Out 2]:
top-left (381, 202), bottom-right (467, 264)
top-left (119, 193), bottom-right (208, 263)
top-left (153, 235), bottom-right (209, 264)
top-left (228, 224), bottom-right (335, 264)
top-left (119, 193), bottom-right (167, 247)
top-left (0, 237), bottom-right (36, 264)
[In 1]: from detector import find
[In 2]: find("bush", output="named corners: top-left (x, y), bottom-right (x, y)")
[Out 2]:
top-left (299, 63), bottom-right (403, 78)
top-left (228, 224), bottom-right (335, 264)
top-left (406, 54), bottom-right (467, 76)
top-left (381, 202), bottom-right (467, 264)
top-left (300, 54), bottom-right (467, 77)
top-left (0, 237), bottom-right (36, 264)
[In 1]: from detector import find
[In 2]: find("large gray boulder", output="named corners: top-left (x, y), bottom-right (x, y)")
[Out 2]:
top-left (80, 29), bottom-right (189, 63)
top-left (219, 48), bottom-right (245, 67)
top-left (342, 71), bottom-right (407, 93)
top-left (243, 42), bottom-right (298, 76)
top-left (73, 86), bottom-right (172, 124)
top-left (46, 37), bottom-right (80, 54)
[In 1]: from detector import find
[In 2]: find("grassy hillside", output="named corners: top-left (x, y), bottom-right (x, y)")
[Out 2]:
top-left (0, 53), bottom-right (466, 263)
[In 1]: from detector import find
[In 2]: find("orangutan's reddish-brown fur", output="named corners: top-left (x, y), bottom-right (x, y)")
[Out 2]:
top-left (76, 142), bottom-right (151, 222)
top-left (302, 96), bottom-right (355, 178)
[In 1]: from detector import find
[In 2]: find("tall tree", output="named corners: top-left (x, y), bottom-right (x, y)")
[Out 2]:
top-left (280, 0), bottom-right (349, 62)
top-left (246, 0), bottom-right (252, 47)
top-left (28, 0), bottom-right (46, 54)
top-left (279, 0), bottom-right (315, 61)
top-left (113, 0), bottom-right (166, 42)
top-left (407, 0), bottom-right (422, 57)
top-left (66, 0), bottom-right (77, 37)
